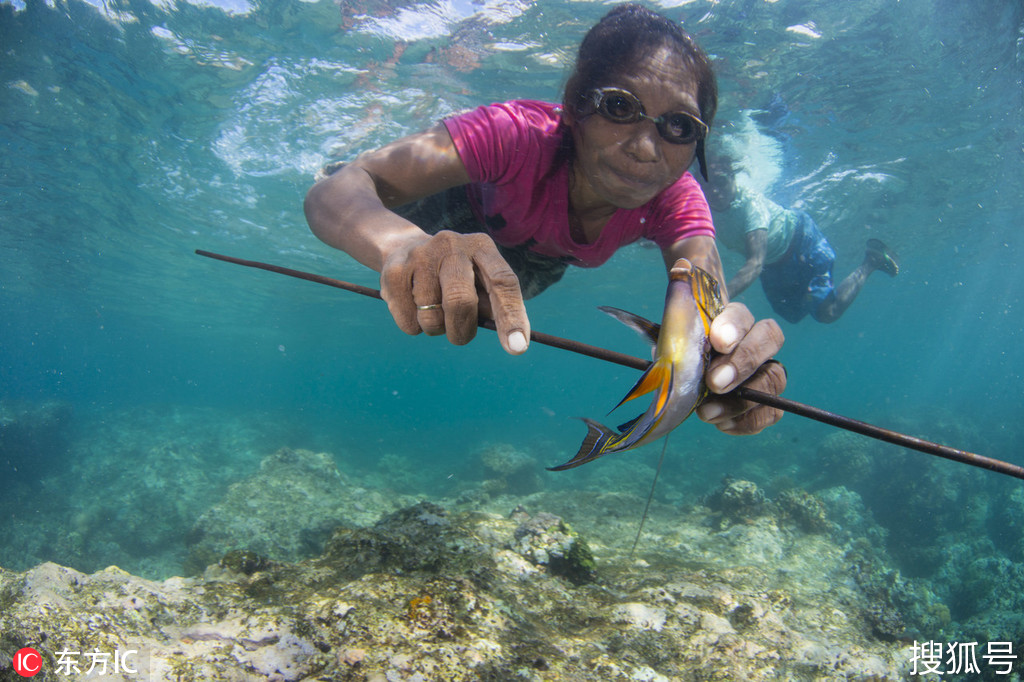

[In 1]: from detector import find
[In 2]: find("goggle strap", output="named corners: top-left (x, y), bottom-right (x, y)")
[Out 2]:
top-left (696, 139), bottom-right (708, 182)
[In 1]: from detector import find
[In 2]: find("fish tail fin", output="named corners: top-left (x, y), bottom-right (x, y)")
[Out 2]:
top-left (548, 418), bottom-right (616, 471)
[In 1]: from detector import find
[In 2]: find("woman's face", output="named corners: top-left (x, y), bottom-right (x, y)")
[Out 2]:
top-left (570, 46), bottom-right (703, 211)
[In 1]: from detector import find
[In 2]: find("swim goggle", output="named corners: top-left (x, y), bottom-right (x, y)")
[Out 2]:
top-left (586, 87), bottom-right (709, 146)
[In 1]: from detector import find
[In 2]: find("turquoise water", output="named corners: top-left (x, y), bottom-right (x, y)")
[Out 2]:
top-left (2, 0), bottom-right (1023, 659)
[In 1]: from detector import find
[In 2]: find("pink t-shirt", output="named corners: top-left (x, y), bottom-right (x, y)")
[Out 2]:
top-left (443, 99), bottom-right (714, 268)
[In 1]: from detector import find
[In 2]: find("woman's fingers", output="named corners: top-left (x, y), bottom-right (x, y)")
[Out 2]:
top-left (380, 231), bottom-right (530, 354)
top-left (698, 360), bottom-right (787, 434)
top-left (697, 301), bottom-right (786, 434)
top-left (706, 304), bottom-right (784, 393)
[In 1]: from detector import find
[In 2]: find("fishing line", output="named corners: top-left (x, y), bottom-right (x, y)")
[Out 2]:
top-left (195, 249), bottom-right (1024, 482)
top-left (630, 434), bottom-right (670, 560)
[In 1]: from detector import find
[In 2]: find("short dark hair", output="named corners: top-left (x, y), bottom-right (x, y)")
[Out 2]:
top-left (563, 4), bottom-right (718, 128)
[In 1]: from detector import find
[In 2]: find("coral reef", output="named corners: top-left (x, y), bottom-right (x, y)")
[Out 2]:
top-left (0, 497), bottom-right (914, 681)
top-left (775, 488), bottom-right (831, 534)
top-left (477, 443), bottom-right (544, 496)
top-left (1, 400), bottom-right (1018, 682)
top-left (509, 509), bottom-right (596, 585)
top-left (0, 405), bottom-right (310, 577)
top-left (185, 447), bottom-right (405, 574)
top-left (814, 412), bottom-right (992, 579)
top-left (808, 409), bottom-right (1024, 657)
top-left (704, 479), bottom-right (830, 534)
top-left (815, 430), bottom-right (878, 489)
top-left (704, 477), bottom-right (770, 529)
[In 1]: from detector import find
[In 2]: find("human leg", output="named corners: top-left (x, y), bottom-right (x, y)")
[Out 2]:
top-left (814, 238), bottom-right (899, 323)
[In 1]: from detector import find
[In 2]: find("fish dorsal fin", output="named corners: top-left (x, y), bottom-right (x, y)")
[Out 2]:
top-left (691, 266), bottom-right (725, 319)
top-left (598, 306), bottom-right (660, 346)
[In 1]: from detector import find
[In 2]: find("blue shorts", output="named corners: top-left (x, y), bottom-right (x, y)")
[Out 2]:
top-left (759, 212), bottom-right (836, 323)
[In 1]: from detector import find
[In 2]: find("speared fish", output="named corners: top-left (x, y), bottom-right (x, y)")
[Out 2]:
top-left (548, 258), bottom-right (725, 471)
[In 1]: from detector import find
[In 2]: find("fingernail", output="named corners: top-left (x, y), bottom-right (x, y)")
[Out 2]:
top-left (709, 364), bottom-right (736, 392)
top-left (718, 418), bottom-right (738, 432)
top-left (508, 331), bottom-right (528, 354)
top-left (698, 402), bottom-right (722, 422)
top-left (718, 323), bottom-right (740, 349)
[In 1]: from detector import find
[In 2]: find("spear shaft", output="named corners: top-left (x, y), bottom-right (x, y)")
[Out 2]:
top-left (195, 249), bottom-right (1024, 481)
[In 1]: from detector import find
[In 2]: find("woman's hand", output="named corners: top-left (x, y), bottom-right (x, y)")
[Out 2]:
top-left (304, 125), bottom-right (531, 356)
top-left (696, 301), bottom-right (786, 433)
top-left (380, 230), bottom-right (532, 355)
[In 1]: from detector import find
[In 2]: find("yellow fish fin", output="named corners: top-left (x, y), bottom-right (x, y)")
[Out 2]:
top-left (612, 357), bottom-right (673, 411)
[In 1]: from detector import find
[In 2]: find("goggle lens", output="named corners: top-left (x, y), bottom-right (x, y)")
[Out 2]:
top-left (590, 88), bottom-right (707, 145)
